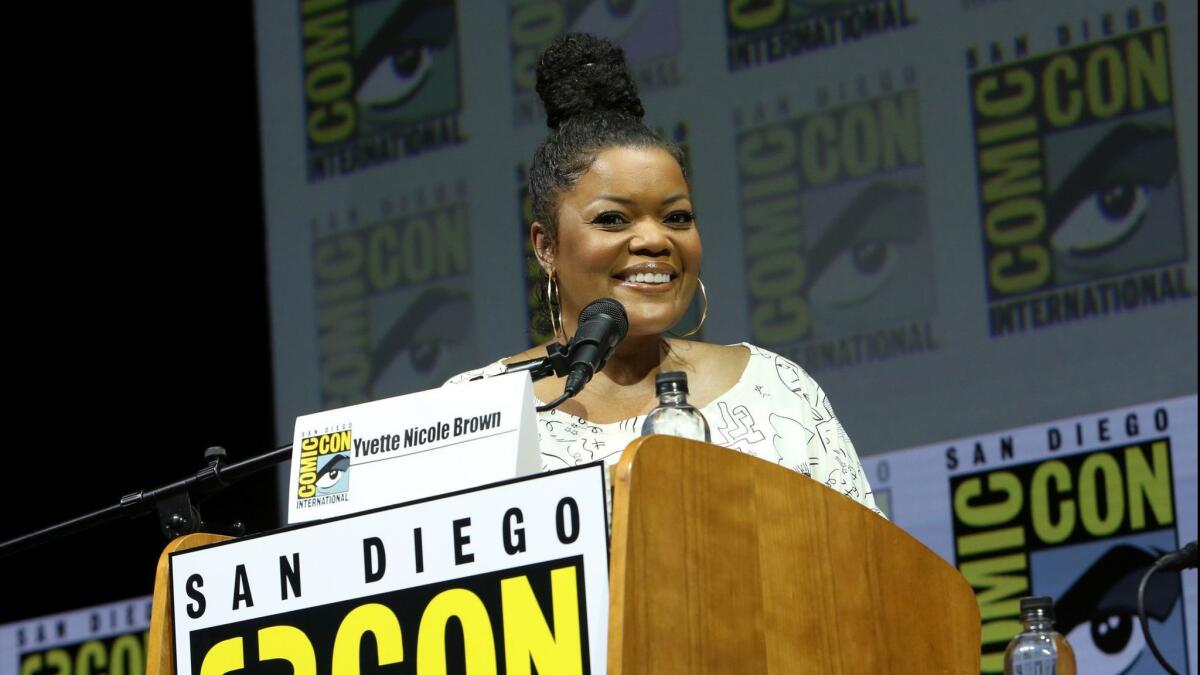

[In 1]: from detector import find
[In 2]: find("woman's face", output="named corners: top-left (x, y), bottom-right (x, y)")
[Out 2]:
top-left (536, 146), bottom-right (701, 337)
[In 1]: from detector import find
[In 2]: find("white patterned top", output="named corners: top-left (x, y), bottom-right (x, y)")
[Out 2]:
top-left (446, 343), bottom-right (880, 514)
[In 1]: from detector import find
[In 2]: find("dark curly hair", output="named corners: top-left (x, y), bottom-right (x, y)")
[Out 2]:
top-left (528, 33), bottom-right (688, 338)
top-left (529, 32), bottom-right (688, 246)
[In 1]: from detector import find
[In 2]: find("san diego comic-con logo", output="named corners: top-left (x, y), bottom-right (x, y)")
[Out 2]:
top-left (296, 428), bottom-right (353, 506)
top-left (725, 0), bottom-right (917, 72)
top-left (949, 427), bottom-right (1187, 673)
top-left (969, 3), bottom-right (1192, 337)
top-left (735, 76), bottom-right (938, 372)
top-left (310, 187), bottom-right (476, 409)
top-left (299, 0), bottom-right (465, 181)
top-left (508, 0), bottom-right (683, 125)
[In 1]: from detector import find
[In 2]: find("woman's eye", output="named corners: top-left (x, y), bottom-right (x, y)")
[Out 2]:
top-left (665, 211), bottom-right (695, 225)
top-left (591, 213), bottom-right (628, 226)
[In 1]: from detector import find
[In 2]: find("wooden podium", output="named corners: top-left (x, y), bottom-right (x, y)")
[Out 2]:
top-left (608, 436), bottom-right (980, 674)
top-left (150, 436), bottom-right (980, 674)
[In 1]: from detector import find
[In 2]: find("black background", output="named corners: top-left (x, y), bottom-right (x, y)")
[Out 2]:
top-left (2, 5), bottom-right (275, 623)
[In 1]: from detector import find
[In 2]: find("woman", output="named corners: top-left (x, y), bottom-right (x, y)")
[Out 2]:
top-left (450, 33), bottom-right (879, 514)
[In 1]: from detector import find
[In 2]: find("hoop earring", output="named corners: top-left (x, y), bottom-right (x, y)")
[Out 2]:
top-left (547, 270), bottom-right (564, 339)
top-left (670, 277), bottom-right (708, 338)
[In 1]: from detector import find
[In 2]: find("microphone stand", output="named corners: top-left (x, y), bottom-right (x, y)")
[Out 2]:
top-left (485, 342), bottom-right (577, 412)
top-left (0, 443), bottom-right (294, 559)
top-left (3, 343), bottom-right (587, 559)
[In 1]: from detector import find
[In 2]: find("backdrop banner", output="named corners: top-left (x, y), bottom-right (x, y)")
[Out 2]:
top-left (0, 596), bottom-right (152, 675)
top-left (862, 395), bottom-right (1198, 674)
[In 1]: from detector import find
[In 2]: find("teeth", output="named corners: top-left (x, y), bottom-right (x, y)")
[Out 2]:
top-left (627, 273), bottom-right (671, 284)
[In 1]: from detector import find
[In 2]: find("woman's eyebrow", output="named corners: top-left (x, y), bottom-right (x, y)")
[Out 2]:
top-left (590, 193), bottom-right (690, 205)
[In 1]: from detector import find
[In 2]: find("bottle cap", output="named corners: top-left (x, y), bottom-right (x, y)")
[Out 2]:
top-left (1019, 596), bottom-right (1054, 614)
top-left (655, 371), bottom-right (689, 394)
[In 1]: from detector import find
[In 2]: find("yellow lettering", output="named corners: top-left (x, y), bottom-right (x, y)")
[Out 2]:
top-left (367, 225), bottom-right (401, 290)
top-left (957, 526), bottom-right (1025, 557)
top-left (259, 626), bottom-right (316, 675)
top-left (840, 105), bottom-right (880, 177)
top-left (980, 140), bottom-right (1043, 204)
top-left (199, 637), bottom-right (244, 675)
top-left (110, 635), bottom-right (143, 675)
top-left (974, 69), bottom-right (1035, 118)
top-left (333, 604), bottom-right (404, 675)
top-left (76, 641), bottom-right (107, 675)
top-left (954, 472), bottom-right (1023, 527)
top-left (739, 126), bottom-right (796, 175)
top-left (752, 297), bottom-right (809, 342)
top-left (729, 0), bottom-right (785, 30)
top-left (24, 651), bottom-right (69, 675)
top-left (1125, 442), bottom-right (1173, 530)
top-left (961, 553), bottom-right (1028, 621)
top-left (800, 114), bottom-right (838, 185)
top-left (1043, 55), bottom-right (1082, 127)
top-left (1127, 31), bottom-right (1169, 110)
top-left (417, 589), bottom-right (497, 675)
top-left (1078, 452), bottom-right (1124, 536)
top-left (989, 244), bottom-right (1050, 294)
top-left (1031, 460), bottom-right (1075, 544)
top-left (878, 90), bottom-right (921, 167)
top-left (502, 568), bottom-right (583, 675)
top-left (1085, 45), bottom-right (1126, 118)
top-left (308, 102), bottom-right (356, 145)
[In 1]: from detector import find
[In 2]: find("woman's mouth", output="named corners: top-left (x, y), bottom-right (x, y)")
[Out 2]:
top-left (622, 272), bottom-right (672, 284)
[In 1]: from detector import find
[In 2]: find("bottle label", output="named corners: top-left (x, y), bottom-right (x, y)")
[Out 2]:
top-left (1012, 655), bottom-right (1056, 674)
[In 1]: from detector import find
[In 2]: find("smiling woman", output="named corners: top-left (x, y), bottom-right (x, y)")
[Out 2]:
top-left (447, 33), bottom-right (880, 515)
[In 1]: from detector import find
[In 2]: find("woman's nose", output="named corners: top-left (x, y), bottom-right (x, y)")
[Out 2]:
top-left (629, 218), bottom-right (670, 255)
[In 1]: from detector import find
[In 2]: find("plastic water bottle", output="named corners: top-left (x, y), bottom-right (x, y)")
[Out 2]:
top-left (641, 371), bottom-right (710, 443)
top-left (1004, 596), bottom-right (1077, 675)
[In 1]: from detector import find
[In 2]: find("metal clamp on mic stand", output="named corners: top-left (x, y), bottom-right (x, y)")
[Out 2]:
top-left (489, 341), bottom-right (572, 382)
top-left (472, 299), bottom-right (633, 411)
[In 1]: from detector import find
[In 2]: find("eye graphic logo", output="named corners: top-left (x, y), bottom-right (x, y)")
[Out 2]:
top-left (299, 0), bottom-right (464, 181)
top-left (949, 440), bottom-right (1179, 673)
top-left (736, 88), bottom-right (938, 371)
top-left (311, 199), bottom-right (476, 408)
top-left (315, 453), bottom-right (350, 496)
top-left (1045, 541), bottom-right (1188, 674)
top-left (296, 430), bottom-right (353, 500)
top-left (971, 25), bottom-right (1190, 336)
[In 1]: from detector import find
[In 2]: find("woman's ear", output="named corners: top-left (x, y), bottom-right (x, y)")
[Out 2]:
top-left (531, 221), bottom-right (555, 272)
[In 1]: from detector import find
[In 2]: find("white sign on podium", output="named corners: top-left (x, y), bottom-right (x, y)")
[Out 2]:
top-left (287, 373), bottom-right (540, 524)
top-left (171, 464), bottom-right (610, 675)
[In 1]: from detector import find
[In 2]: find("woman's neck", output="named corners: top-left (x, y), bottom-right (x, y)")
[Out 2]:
top-left (599, 334), bottom-right (669, 385)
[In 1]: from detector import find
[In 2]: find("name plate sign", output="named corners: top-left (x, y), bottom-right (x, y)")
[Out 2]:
top-left (288, 373), bottom-right (540, 524)
top-left (171, 465), bottom-right (610, 675)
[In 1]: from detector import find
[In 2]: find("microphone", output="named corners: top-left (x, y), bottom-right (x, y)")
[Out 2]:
top-left (1156, 541), bottom-right (1197, 572)
top-left (562, 298), bottom-right (629, 398)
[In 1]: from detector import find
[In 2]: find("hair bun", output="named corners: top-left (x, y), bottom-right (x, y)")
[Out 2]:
top-left (536, 33), bottom-right (644, 130)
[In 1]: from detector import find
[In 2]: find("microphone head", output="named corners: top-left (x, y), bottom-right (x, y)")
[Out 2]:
top-left (578, 298), bottom-right (629, 340)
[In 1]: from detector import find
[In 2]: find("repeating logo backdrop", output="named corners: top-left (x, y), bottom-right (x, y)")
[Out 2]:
top-left (863, 395), bottom-right (1197, 674)
top-left (253, 0), bottom-right (1196, 669)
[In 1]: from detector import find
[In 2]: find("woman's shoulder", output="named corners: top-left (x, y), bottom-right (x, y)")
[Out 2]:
top-left (735, 343), bottom-right (826, 400)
